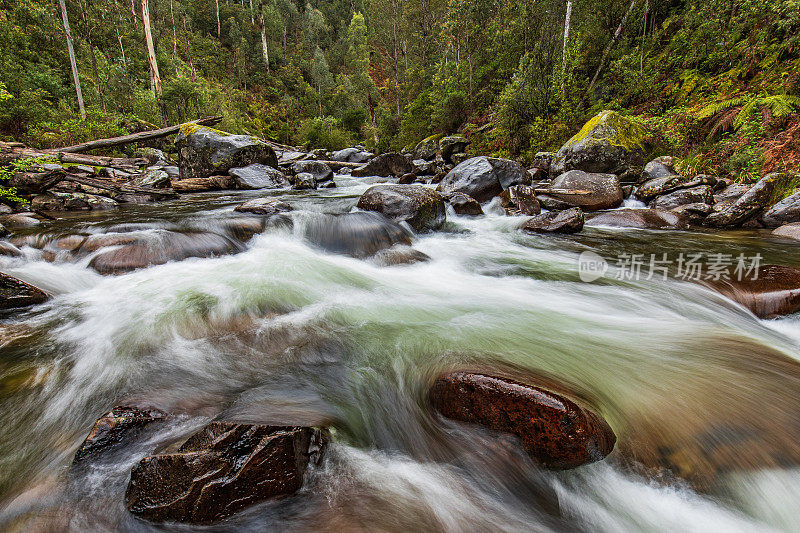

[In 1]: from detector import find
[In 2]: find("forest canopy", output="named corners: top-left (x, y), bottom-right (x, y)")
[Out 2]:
top-left (1, 0), bottom-right (799, 179)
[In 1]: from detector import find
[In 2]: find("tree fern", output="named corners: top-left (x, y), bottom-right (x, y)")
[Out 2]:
top-left (699, 94), bottom-right (800, 138)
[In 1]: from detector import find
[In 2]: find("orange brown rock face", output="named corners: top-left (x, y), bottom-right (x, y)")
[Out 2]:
top-left (429, 371), bottom-right (616, 470)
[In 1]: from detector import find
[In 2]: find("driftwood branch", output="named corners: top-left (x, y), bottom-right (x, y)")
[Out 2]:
top-left (55, 174), bottom-right (178, 198)
top-left (55, 116), bottom-right (222, 153)
top-left (0, 145), bottom-right (146, 168)
top-left (314, 160), bottom-right (363, 170)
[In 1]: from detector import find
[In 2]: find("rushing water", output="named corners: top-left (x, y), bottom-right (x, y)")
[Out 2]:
top-left (2, 175), bottom-right (800, 531)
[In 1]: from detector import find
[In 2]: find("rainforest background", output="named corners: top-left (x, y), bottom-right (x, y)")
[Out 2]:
top-left (1, 0), bottom-right (799, 179)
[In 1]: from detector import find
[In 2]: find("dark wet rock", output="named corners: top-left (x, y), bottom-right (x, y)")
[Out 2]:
top-left (0, 241), bottom-right (22, 257)
top-left (642, 156), bottom-right (677, 181)
top-left (0, 273), bottom-right (49, 310)
top-left (671, 202), bottom-right (715, 225)
top-left (304, 212), bottom-right (412, 258)
top-left (234, 197), bottom-right (293, 216)
top-left (86, 195), bottom-right (120, 210)
top-left (429, 371), bottom-right (615, 469)
top-left (444, 192), bottom-right (484, 216)
top-left (126, 422), bottom-right (326, 524)
top-left (587, 208), bottom-right (689, 230)
top-left (398, 172), bottom-right (417, 184)
top-left (500, 185), bottom-right (541, 216)
top-left (762, 190), bottom-right (800, 227)
top-left (88, 231), bottom-right (245, 275)
top-left (635, 175), bottom-right (691, 202)
top-left (704, 173), bottom-right (789, 227)
top-left (701, 265), bottom-right (800, 318)
top-left (520, 207), bottom-right (584, 234)
top-left (551, 110), bottom-right (653, 175)
top-left (438, 157), bottom-right (527, 202)
top-left (31, 193), bottom-right (91, 212)
top-left (650, 185), bottom-right (714, 210)
top-left (310, 148), bottom-right (330, 160)
top-left (772, 222), bottom-right (800, 241)
top-left (531, 152), bottom-right (554, 173)
top-left (621, 185), bottom-right (633, 198)
top-left (0, 223), bottom-right (7, 238)
top-left (372, 246), bottom-right (431, 266)
top-left (332, 147), bottom-right (372, 163)
top-left (351, 153), bottom-right (413, 178)
top-left (290, 161), bottom-right (334, 183)
top-left (171, 176), bottom-right (236, 192)
top-left (1, 213), bottom-right (42, 228)
top-left (228, 164), bottom-right (290, 190)
top-left (0, 205), bottom-right (12, 215)
top-left (79, 233), bottom-right (144, 254)
top-left (413, 134), bottom-right (442, 161)
top-left (357, 184), bottom-right (446, 232)
top-left (450, 153), bottom-right (469, 166)
top-left (42, 235), bottom-right (88, 261)
top-left (439, 135), bottom-right (470, 164)
top-left (175, 124), bottom-right (278, 179)
top-left (131, 169), bottom-right (171, 189)
top-left (73, 405), bottom-right (167, 465)
top-left (217, 218), bottom-right (267, 242)
top-left (549, 170), bottom-right (623, 211)
top-left (291, 172), bottom-right (317, 190)
top-left (321, 181), bottom-right (337, 189)
top-left (712, 184), bottom-right (750, 211)
top-left (412, 159), bottom-right (442, 176)
top-left (536, 195), bottom-right (576, 211)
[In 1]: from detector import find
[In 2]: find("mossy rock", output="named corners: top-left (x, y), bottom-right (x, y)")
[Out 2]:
top-left (705, 172), bottom-right (793, 228)
top-left (551, 110), bottom-right (658, 176)
top-left (413, 133), bottom-right (444, 161)
top-left (175, 125), bottom-right (278, 180)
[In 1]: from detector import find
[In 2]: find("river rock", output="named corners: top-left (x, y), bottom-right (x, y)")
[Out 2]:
top-left (635, 175), bottom-right (690, 202)
top-left (30, 193), bottom-right (91, 212)
top-left (0, 273), bottom-right (49, 310)
top-left (131, 169), bottom-right (171, 189)
top-left (704, 173), bottom-right (789, 227)
top-left (762, 190), bottom-right (800, 227)
top-left (291, 161), bottom-right (334, 183)
top-left (351, 153), bottom-right (412, 178)
top-left (500, 185), bottom-right (541, 216)
top-left (586, 208), bottom-right (689, 230)
top-left (291, 172), bottom-right (317, 190)
top-left (642, 156), bottom-right (677, 181)
top-left (650, 185), bottom-right (714, 210)
top-left (414, 134), bottom-right (442, 161)
top-left (372, 246), bottom-right (431, 266)
top-left (305, 212), bottom-right (413, 258)
top-left (551, 110), bottom-right (653, 175)
top-left (701, 265), bottom-right (800, 318)
top-left (548, 170), bottom-right (623, 211)
top-left (520, 207), bottom-right (584, 234)
top-left (438, 157), bottom-right (527, 202)
top-left (357, 184), bottom-right (446, 232)
top-left (0, 241), bottom-right (22, 257)
top-left (439, 135), bottom-right (470, 164)
top-left (234, 197), bottom-right (293, 216)
top-left (73, 405), bottom-right (167, 465)
top-left (429, 372), bottom-right (615, 469)
top-left (86, 195), bottom-right (120, 210)
top-left (229, 164), bottom-right (290, 189)
top-left (175, 124), bottom-right (279, 179)
top-left (712, 184), bottom-right (750, 211)
top-left (332, 147), bottom-right (372, 163)
top-left (126, 422), bottom-right (327, 524)
top-left (671, 202), bottom-right (715, 224)
top-left (42, 234), bottom-right (87, 261)
top-left (444, 192), bottom-right (483, 216)
top-left (771, 222), bottom-right (800, 241)
top-left (399, 173), bottom-right (417, 184)
top-left (88, 231), bottom-right (244, 275)
top-left (134, 147), bottom-right (169, 164)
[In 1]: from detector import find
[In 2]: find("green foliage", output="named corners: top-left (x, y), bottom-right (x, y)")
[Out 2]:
top-left (293, 116), bottom-right (352, 150)
top-left (0, 157), bottom-right (49, 206)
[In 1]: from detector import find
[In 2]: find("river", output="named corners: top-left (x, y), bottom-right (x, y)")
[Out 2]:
top-left (1, 175), bottom-right (800, 531)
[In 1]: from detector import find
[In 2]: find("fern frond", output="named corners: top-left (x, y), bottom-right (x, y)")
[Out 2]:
top-left (697, 97), bottom-right (746, 119)
top-left (763, 95), bottom-right (800, 118)
top-left (734, 99), bottom-right (761, 129)
top-left (708, 106), bottom-right (741, 139)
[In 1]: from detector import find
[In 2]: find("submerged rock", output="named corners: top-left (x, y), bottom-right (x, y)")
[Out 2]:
top-left (551, 110), bottom-right (653, 175)
top-left (304, 212), bottom-right (413, 258)
top-left (175, 124), bottom-right (279, 179)
top-left (372, 246), bottom-right (431, 266)
top-left (0, 273), bottom-right (49, 310)
top-left (701, 265), bottom-right (800, 318)
top-left (444, 192), bottom-right (484, 216)
top-left (429, 371), bottom-right (615, 469)
top-left (547, 170), bottom-right (624, 211)
top-left (73, 405), bottom-right (167, 465)
top-left (234, 197), bottom-right (293, 216)
top-left (438, 156), bottom-right (527, 202)
top-left (229, 164), bottom-right (290, 189)
top-left (587, 208), bottom-right (689, 230)
top-left (357, 184), bottom-right (446, 232)
top-left (772, 222), bottom-right (800, 241)
top-left (520, 207), bottom-right (584, 234)
top-left (126, 422), bottom-right (327, 524)
top-left (351, 153), bottom-right (412, 178)
top-left (500, 185), bottom-right (541, 216)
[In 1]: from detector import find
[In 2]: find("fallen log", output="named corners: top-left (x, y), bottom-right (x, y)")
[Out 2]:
top-left (55, 174), bottom-right (178, 199)
top-left (314, 160), bottom-right (363, 170)
top-left (54, 116), bottom-right (222, 154)
top-left (0, 146), bottom-right (147, 168)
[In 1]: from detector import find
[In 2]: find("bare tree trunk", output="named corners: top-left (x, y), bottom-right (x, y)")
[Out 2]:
top-left (80, 0), bottom-right (107, 112)
top-left (249, 0), bottom-right (254, 24)
top-left (260, 16), bottom-right (270, 73)
top-left (216, 0), bottom-right (221, 38)
top-left (562, 0), bottom-right (572, 74)
top-left (183, 15), bottom-right (197, 81)
top-left (141, 0), bottom-right (162, 95)
top-left (170, 0), bottom-right (178, 74)
top-left (588, 0), bottom-right (639, 94)
top-left (391, 0), bottom-right (401, 116)
top-left (58, 0), bottom-right (86, 120)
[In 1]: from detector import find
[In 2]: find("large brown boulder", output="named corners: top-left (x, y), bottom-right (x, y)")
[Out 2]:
top-left (520, 208), bottom-right (584, 234)
top-left (429, 372), bottom-right (615, 469)
top-left (73, 405), bottom-right (167, 465)
top-left (351, 153), bottom-right (412, 178)
top-left (701, 265), bottom-right (800, 318)
top-left (175, 124), bottom-right (279, 180)
top-left (234, 197), bottom-right (293, 216)
top-left (126, 422), bottom-right (326, 524)
top-left (0, 273), bottom-right (49, 310)
top-left (443, 192), bottom-right (484, 216)
top-left (438, 157), bottom-right (528, 202)
top-left (357, 184), bottom-right (446, 232)
top-left (547, 170), bottom-right (624, 211)
top-left (586, 208), bottom-right (689, 230)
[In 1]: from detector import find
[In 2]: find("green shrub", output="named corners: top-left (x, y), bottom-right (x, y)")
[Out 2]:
top-left (293, 116), bottom-right (352, 150)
